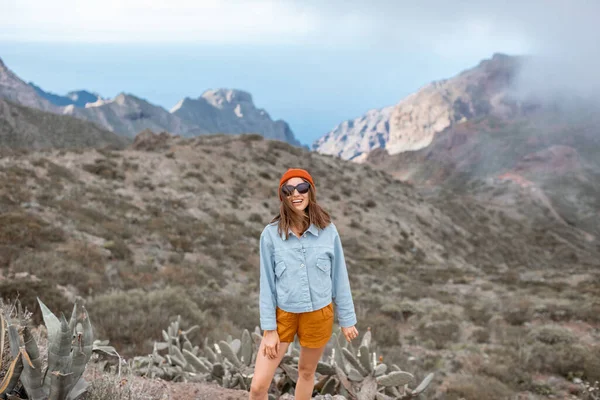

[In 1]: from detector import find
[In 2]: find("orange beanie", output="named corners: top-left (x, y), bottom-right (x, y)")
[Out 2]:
top-left (278, 168), bottom-right (315, 200)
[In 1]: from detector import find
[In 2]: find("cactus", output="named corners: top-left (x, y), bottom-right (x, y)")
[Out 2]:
top-left (132, 318), bottom-right (257, 390)
top-left (292, 327), bottom-right (435, 400)
top-left (129, 317), bottom-right (436, 400)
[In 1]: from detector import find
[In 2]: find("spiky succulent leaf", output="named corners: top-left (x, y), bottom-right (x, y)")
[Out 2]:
top-left (68, 305), bottom-right (93, 395)
top-left (374, 363), bottom-right (387, 377)
top-left (413, 372), bottom-right (434, 395)
top-left (357, 375), bottom-right (377, 400)
top-left (218, 341), bottom-right (242, 367)
top-left (360, 329), bottom-right (371, 349)
top-left (347, 367), bottom-right (364, 382)
top-left (20, 326), bottom-right (46, 399)
top-left (183, 349), bottom-right (210, 373)
top-left (240, 329), bottom-right (253, 367)
top-left (230, 338), bottom-right (241, 355)
top-left (0, 355), bottom-right (22, 395)
top-left (375, 370), bottom-right (414, 387)
top-left (342, 348), bottom-right (367, 376)
top-left (321, 376), bottom-right (337, 394)
top-left (316, 361), bottom-right (336, 376)
top-left (332, 333), bottom-right (346, 371)
top-left (66, 377), bottom-right (89, 400)
top-left (37, 298), bottom-right (60, 345)
top-left (358, 345), bottom-right (372, 372)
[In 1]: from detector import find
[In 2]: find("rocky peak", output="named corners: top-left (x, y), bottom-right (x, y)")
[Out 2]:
top-left (0, 57), bottom-right (58, 112)
top-left (171, 88), bottom-right (302, 146)
top-left (200, 89), bottom-right (253, 109)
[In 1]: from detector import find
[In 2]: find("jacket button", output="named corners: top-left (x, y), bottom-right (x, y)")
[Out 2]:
top-left (301, 264), bottom-right (305, 267)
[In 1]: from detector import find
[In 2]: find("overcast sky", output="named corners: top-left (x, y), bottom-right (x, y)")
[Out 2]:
top-left (1, 0), bottom-right (598, 145)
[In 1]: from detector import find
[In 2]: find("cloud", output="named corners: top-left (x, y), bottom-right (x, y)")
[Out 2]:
top-left (0, 0), bottom-right (318, 43)
top-left (2, 0), bottom-right (600, 97)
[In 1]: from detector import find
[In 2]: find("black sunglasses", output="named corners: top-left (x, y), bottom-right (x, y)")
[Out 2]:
top-left (281, 182), bottom-right (310, 196)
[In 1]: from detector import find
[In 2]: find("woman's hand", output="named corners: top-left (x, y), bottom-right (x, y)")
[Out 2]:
top-left (341, 325), bottom-right (359, 342)
top-left (262, 330), bottom-right (280, 359)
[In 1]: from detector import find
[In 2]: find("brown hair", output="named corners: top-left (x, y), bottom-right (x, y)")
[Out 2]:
top-left (270, 178), bottom-right (331, 240)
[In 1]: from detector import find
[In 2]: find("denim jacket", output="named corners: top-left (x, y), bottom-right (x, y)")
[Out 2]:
top-left (259, 221), bottom-right (357, 331)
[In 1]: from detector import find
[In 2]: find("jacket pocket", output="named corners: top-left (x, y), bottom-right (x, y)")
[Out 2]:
top-left (314, 256), bottom-right (333, 296)
top-left (275, 261), bottom-right (289, 302)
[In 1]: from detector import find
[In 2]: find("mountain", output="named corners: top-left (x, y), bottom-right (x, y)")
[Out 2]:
top-left (0, 98), bottom-right (129, 150)
top-left (29, 83), bottom-right (101, 108)
top-left (171, 89), bottom-right (303, 146)
top-left (0, 58), bottom-right (59, 113)
top-left (64, 92), bottom-right (201, 138)
top-left (0, 57), bottom-right (303, 145)
top-left (312, 107), bottom-right (392, 162)
top-left (314, 53), bottom-right (600, 240)
top-left (313, 53), bottom-right (524, 160)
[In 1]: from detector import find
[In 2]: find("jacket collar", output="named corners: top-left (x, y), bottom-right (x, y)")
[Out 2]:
top-left (281, 223), bottom-right (319, 240)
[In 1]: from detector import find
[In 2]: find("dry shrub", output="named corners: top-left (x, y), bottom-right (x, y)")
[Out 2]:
top-left (479, 348), bottom-right (532, 391)
top-left (526, 341), bottom-right (588, 378)
top-left (502, 296), bottom-right (534, 325)
top-left (12, 249), bottom-right (106, 294)
top-left (356, 313), bottom-right (399, 347)
top-left (417, 319), bottom-right (461, 350)
top-left (0, 279), bottom-right (71, 326)
top-left (89, 287), bottom-right (216, 357)
top-left (0, 211), bottom-right (66, 248)
top-left (584, 346), bottom-right (600, 382)
top-left (85, 369), bottom-right (167, 400)
top-left (187, 286), bottom-right (259, 336)
top-left (443, 374), bottom-right (514, 400)
top-left (82, 158), bottom-right (125, 180)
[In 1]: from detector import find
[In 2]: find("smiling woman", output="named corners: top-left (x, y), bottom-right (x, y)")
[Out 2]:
top-left (249, 167), bottom-right (358, 400)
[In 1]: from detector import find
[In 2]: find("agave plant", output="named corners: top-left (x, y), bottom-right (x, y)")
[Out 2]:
top-left (0, 298), bottom-right (94, 400)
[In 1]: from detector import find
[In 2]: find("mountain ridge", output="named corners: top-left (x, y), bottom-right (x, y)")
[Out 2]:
top-left (0, 57), bottom-right (303, 145)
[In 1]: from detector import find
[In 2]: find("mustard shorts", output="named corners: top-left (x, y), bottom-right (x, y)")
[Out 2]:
top-left (268, 303), bottom-right (334, 348)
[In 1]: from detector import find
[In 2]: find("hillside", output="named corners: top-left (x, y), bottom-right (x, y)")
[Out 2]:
top-left (366, 105), bottom-right (600, 240)
top-left (0, 132), bottom-right (598, 399)
top-left (0, 98), bottom-right (129, 150)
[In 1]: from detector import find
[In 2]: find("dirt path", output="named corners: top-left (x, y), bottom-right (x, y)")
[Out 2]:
top-left (167, 381), bottom-right (248, 400)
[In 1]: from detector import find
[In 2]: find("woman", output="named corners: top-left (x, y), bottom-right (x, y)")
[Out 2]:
top-left (249, 168), bottom-right (359, 400)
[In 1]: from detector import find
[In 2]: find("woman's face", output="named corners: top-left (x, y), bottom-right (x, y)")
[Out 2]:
top-left (283, 177), bottom-right (309, 212)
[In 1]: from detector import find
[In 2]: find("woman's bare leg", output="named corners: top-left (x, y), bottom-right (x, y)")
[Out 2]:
top-left (249, 340), bottom-right (290, 400)
top-left (294, 344), bottom-right (327, 400)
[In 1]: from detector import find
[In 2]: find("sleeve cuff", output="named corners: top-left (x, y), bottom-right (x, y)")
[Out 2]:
top-left (260, 322), bottom-right (277, 331)
top-left (338, 315), bottom-right (357, 328)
